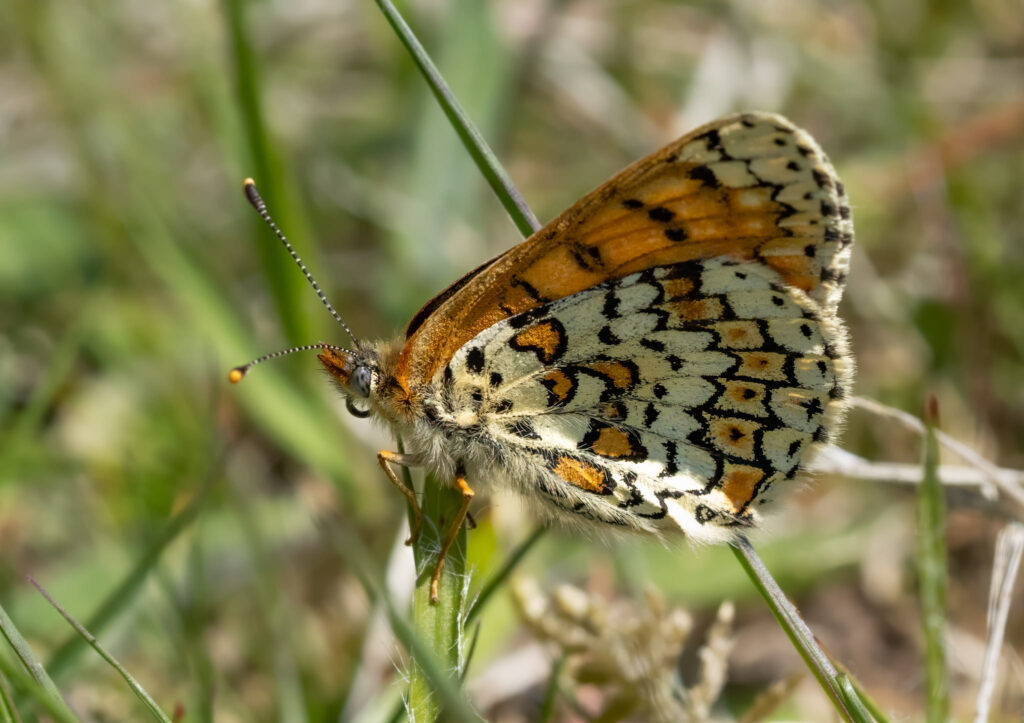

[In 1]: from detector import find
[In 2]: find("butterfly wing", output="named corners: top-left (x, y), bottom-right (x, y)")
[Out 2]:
top-left (397, 112), bottom-right (853, 393)
top-left (430, 254), bottom-right (851, 540)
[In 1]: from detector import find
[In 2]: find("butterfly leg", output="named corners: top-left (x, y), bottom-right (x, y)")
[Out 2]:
top-left (430, 472), bottom-right (475, 604)
top-left (377, 450), bottom-right (424, 546)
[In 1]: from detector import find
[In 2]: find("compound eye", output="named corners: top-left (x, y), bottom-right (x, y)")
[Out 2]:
top-left (352, 365), bottom-right (374, 398)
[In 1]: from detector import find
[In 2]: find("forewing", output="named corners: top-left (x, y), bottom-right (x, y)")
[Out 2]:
top-left (398, 112), bottom-right (853, 391)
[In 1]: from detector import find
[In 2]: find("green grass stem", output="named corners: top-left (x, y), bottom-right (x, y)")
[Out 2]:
top-left (407, 478), bottom-right (471, 721)
top-left (0, 654), bottom-right (78, 723)
top-left (0, 678), bottom-right (16, 723)
top-left (27, 577), bottom-right (172, 723)
top-left (538, 655), bottom-right (565, 723)
top-left (837, 675), bottom-right (881, 723)
top-left (917, 401), bottom-right (950, 722)
top-left (372, 2), bottom-right (541, 715)
top-left (389, 441), bottom-right (472, 721)
top-left (731, 537), bottom-right (867, 722)
top-left (222, 0), bottom-right (313, 343)
top-left (326, 517), bottom-right (479, 722)
top-left (373, 0), bottom-right (541, 237)
top-left (0, 674), bottom-right (17, 723)
top-left (0, 602), bottom-right (75, 721)
top-left (839, 673), bottom-right (890, 723)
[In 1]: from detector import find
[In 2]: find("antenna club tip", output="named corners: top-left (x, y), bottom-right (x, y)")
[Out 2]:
top-left (243, 178), bottom-right (263, 208)
top-left (228, 367), bottom-right (247, 384)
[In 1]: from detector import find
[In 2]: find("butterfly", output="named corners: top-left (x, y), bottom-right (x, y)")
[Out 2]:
top-left (233, 112), bottom-right (854, 602)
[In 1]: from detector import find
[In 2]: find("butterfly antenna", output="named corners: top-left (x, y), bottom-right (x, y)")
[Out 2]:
top-left (243, 178), bottom-right (358, 345)
top-left (229, 343), bottom-right (349, 383)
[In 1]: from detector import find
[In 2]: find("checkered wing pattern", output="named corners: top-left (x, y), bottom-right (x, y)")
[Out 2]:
top-left (432, 255), bottom-right (851, 540)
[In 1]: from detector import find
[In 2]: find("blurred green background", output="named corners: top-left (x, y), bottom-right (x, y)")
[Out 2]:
top-left (1, 0), bottom-right (1022, 720)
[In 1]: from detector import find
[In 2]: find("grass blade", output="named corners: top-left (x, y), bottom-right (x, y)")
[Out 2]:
top-left (731, 537), bottom-right (865, 722)
top-left (460, 621), bottom-right (483, 682)
top-left (837, 674), bottom-right (882, 723)
top-left (222, 0), bottom-right (312, 343)
top-left (406, 470), bottom-right (471, 721)
top-left (0, 601), bottom-right (74, 720)
top-left (0, 673), bottom-right (19, 723)
top-left (325, 519), bottom-right (479, 722)
top-left (538, 655), bottom-right (565, 723)
top-left (222, 472), bottom-right (311, 723)
top-left (27, 577), bottom-right (173, 723)
top-left (832, 664), bottom-right (890, 723)
top-left (917, 398), bottom-right (950, 722)
top-left (372, 0), bottom-right (541, 237)
top-left (0, 655), bottom-right (77, 723)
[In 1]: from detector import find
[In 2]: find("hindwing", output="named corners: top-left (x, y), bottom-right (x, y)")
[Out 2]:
top-left (428, 257), bottom-right (852, 539)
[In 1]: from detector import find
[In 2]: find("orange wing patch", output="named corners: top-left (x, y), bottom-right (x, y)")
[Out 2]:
top-left (717, 380), bottom-right (768, 416)
top-left (583, 360), bottom-right (639, 392)
top-left (396, 113), bottom-right (852, 391)
top-left (662, 276), bottom-right (695, 300)
top-left (668, 297), bottom-right (725, 322)
top-left (552, 456), bottom-right (611, 494)
top-left (541, 369), bottom-right (576, 406)
top-left (715, 321), bottom-right (765, 350)
top-left (705, 417), bottom-right (761, 460)
top-left (512, 244), bottom-right (607, 303)
top-left (719, 464), bottom-right (765, 512)
top-left (582, 422), bottom-right (647, 460)
top-left (509, 319), bottom-right (567, 364)
top-left (734, 352), bottom-right (789, 381)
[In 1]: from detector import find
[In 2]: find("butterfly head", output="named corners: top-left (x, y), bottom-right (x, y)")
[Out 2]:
top-left (317, 345), bottom-right (381, 416)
